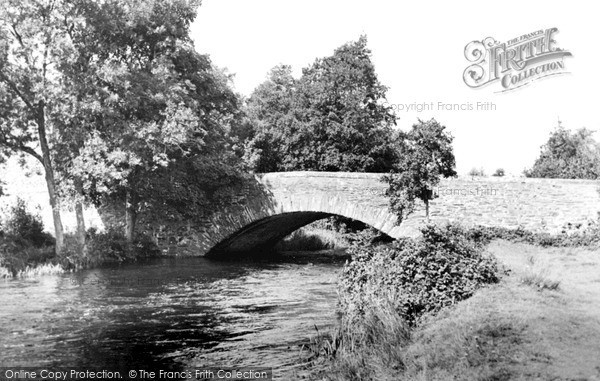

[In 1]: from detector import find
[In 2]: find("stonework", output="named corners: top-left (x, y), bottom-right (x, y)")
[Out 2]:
top-left (138, 171), bottom-right (600, 256)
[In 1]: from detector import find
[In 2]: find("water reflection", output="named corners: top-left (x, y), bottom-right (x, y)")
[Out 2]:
top-left (0, 253), bottom-right (344, 379)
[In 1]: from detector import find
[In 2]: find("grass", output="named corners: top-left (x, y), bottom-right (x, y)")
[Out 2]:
top-left (520, 272), bottom-right (561, 291)
top-left (519, 254), bottom-right (561, 291)
top-left (275, 227), bottom-right (349, 251)
top-left (1, 262), bottom-right (65, 278)
top-left (296, 240), bottom-right (600, 380)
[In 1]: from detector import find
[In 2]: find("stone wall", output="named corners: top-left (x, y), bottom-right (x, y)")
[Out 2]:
top-left (130, 172), bottom-right (600, 256)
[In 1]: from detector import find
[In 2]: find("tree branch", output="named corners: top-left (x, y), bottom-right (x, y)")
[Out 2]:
top-left (0, 137), bottom-right (44, 164)
top-left (0, 72), bottom-right (36, 112)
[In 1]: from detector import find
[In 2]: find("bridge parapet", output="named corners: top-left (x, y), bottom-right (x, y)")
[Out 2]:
top-left (129, 172), bottom-right (600, 256)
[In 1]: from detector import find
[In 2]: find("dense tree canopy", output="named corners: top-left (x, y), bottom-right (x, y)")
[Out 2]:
top-left (62, 0), bottom-right (244, 239)
top-left (1, 0), bottom-right (246, 248)
top-left (525, 125), bottom-right (600, 179)
top-left (241, 36), bottom-right (399, 173)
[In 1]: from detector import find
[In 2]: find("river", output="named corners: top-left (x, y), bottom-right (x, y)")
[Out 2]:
top-left (0, 253), bottom-right (345, 379)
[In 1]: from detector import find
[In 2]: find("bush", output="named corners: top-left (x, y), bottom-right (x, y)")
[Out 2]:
top-left (493, 168), bottom-right (505, 177)
top-left (467, 220), bottom-right (600, 248)
top-left (0, 198), bottom-right (55, 275)
top-left (468, 167), bottom-right (486, 177)
top-left (339, 223), bottom-right (499, 326)
top-left (1, 198), bottom-right (54, 248)
top-left (275, 229), bottom-right (339, 251)
top-left (58, 228), bottom-right (161, 270)
top-left (0, 234), bottom-right (56, 276)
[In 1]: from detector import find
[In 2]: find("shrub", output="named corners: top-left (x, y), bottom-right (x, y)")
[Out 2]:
top-left (339, 223), bottom-right (499, 326)
top-left (0, 234), bottom-right (55, 276)
top-left (275, 229), bottom-right (339, 251)
top-left (493, 168), bottom-right (505, 177)
top-left (468, 167), bottom-right (486, 177)
top-left (85, 228), bottom-right (133, 264)
top-left (0, 199), bottom-right (55, 275)
top-left (2, 198), bottom-right (54, 247)
top-left (58, 228), bottom-right (160, 270)
top-left (467, 221), bottom-right (600, 248)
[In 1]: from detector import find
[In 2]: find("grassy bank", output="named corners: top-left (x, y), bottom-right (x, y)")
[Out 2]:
top-left (298, 239), bottom-right (600, 380)
top-left (275, 216), bottom-right (392, 252)
top-left (275, 227), bottom-right (349, 251)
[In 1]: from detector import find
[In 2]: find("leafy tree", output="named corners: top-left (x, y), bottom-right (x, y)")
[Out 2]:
top-left (492, 168), bottom-right (505, 177)
top-left (242, 36), bottom-right (398, 173)
top-left (242, 65), bottom-right (296, 172)
top-left (62, 0), bottom-right (242, 241)
top-left (525, 125), bottom-right (600, 179)
top-left (0, 0), bottom-right (77, 253)
top-left (383, 119), bottom-right (457, 223)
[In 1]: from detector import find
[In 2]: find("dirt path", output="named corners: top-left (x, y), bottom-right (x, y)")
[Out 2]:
top-left (487, 240), bottom-right (600, 380)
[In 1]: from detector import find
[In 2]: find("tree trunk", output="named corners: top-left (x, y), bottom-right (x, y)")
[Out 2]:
top-left (37, 101), bottom-right (64, 254)
top-left (425, 199), bottom-right (430, 222)
top-left (74, 178), bottom-right (87, 256)
top-left (125, 189), bottom-right (137, 243)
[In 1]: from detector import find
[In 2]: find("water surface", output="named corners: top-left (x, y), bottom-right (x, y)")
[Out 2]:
top-left (0, 254), bottom-right (344, 379)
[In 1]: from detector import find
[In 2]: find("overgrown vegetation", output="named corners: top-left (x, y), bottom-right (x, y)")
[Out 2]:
top-left (1, 198), bottom-right (160, 277)
top-left (525, 124), bottom-right (600, 179)
top-left (274, 216), bottom-right (392, 252)
top-left (298, 223), bottom-right (500, 379)
top-left (0, 198), bottom-right (55, 276)
top-left (340, 223), bottom-right (499, 326)
top-left (297, 218), bottom-right (600, 379)
top-left (466, 220), bottom-right (600, 248)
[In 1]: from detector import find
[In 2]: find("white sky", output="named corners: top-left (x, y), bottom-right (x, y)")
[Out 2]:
top-left (191, 0), bottom-right (600, 175)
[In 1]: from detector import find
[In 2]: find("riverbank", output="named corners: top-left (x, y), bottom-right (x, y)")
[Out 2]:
top-left (0, 228), bottom-right (161, 279)
top-left (298, 239), bottom-right (600, 380)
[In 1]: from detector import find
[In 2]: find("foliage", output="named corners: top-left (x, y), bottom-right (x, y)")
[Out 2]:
top-left (240, 36), bottom-right (399, 173)
top-left (469, 167), bottom-right (486, 177)
top-left (492, 168), bottom-right (505, 177)
top-left (466, 220), bottom-right (600, 248)
top-left (58, 227), bottom-right (160, 270)
top-left (525, 125), bottom-right (600, 179)
top-left (44, 0), bottom-right (244, 239)
top-left (300, 303), bottom-right (410, 380)
top-left (1, 198), bottom-right (54, 247)
top-left (0, 233), bottom-right (55, 276)
top-left (0, 0), bottom-right (75, 251)
top-left (382, 118), bottom-right (457, 222)
top-left (275, 229), bottom-right (340, 251)
top-left (339, 223), bottom-right (499, 326)
top-left (0, 198), bottom-right (55, 275)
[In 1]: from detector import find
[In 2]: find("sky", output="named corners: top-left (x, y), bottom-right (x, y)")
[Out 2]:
top-left (190, 0), bottom-right (600, 175)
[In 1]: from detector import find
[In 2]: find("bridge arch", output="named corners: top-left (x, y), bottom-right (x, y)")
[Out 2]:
top-left (201, 173), bottom-right (403, 256)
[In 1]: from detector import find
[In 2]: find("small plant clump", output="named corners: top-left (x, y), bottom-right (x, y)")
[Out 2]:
top-left (493, 168), bottom-right (505, 177)
top-left (468, 167), bottom-right (486, 177)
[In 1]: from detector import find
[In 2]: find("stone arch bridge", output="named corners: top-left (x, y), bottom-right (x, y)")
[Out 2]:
top-left (165, 172), bottom-right (600, 256)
